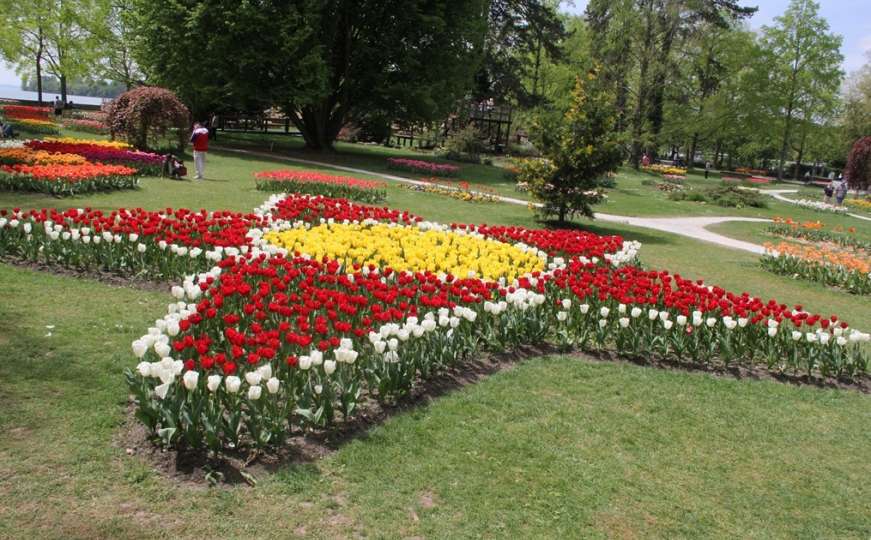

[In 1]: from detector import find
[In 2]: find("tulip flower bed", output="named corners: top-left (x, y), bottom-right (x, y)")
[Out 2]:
top-left (0, 162), bottom-right (139, 195)
top-left (62, 118), bottom-right (109, 134)
top-left (254, 170), bottom-right (387, 203)
top-left (0, 147), bottom-right (87, 166)
top-left (386, 157), bottom-right (460, 177)
top-left (845, 197), bottom-right (871, 212)
top-left (769, 217), bottom-right (868, 251)
top-left (792, 198), bottom-right (848, 214)
top-left (25, 139), bottom-right (163, 175)
top-left (642, 164), bottom-right (687, 177)
top-left (761, 241), bottom-right (871, 295)
top-left (0, 105), bottom-right (60, 135)
top-left (2, 192), bottom-right (868, 453)
top-left (402, 177), bottom-right (501, 202)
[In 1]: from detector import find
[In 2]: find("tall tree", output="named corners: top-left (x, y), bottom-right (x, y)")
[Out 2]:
top-left (96, 0), bottom-right (146, 90)
top-left (758, 0), bottom-right (843, 180)
top-left (40, 0), bottom-right (106, 103)
top-left (475, 0), bottom-right (569, 107)
top-left (0, 0), bottom-right (51, 104)
top-left (841, 53), bottom-right (871, 150)
top-left (131, 0), bottom-right (488, 151)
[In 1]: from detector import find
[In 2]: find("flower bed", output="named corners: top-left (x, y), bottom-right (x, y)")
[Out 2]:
top-left (254, 170), bottom-right (387, 203)
top-left (0, 163), bottom-right (139, 195)
top-left (845, 198), bottom-right (871, 212)
top-left (762, 241), bottom-right (871, 295)
top-left (2, 193), bottom-right (868, 453)
top-left (0, 105), bottom-right (59, 135)
top-left (402, 177), bottom-right (500, 202)
top-left (792, 199), bottom-right (848, 214)
top-left (63, 118), bottom-right (109, 134)
top-left (769, 217), bottom-right (867, 251)
top-left (25, 140), bottom-right (163, 175)
top-left (386, 157), bottom-right (460, 177)
top-left (0, 147), bottom-right (87, 166)
top-left (642, 164), bottom-right (686, 177)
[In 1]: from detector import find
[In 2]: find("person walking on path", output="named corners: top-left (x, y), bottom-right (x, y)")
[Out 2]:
top-left (190, 122), bottom-right (209, 180)
top-left (53, 96), bottom-right (63, 117)
top-left (824, 179), bottom-right (834, 204)
top-left (834, 175), bottom-right (848, 206)
top-left (704, 160), bottom-right (711, 179)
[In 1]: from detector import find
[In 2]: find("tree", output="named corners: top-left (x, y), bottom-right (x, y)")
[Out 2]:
top-left (842, 53), bottom-right (871, 149)
top-left (474, 0), bottom-right (569, 107)
top-left (519, 71), bottom-right (623, 222)
top-left (0, 0), bottom-right (51, 104)
top-left (757, 0), bottom-right (843, 180)
top-left (130, 0), bottom-right (489, 151)
top-left (96, 0), bottom-right (146, 90)
top-left (845, 136), bottom-right (871, 191)
top-left (105, 86), bottom-right (190, 151)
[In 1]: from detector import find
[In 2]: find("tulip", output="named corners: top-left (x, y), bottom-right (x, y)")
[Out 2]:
top-left (257, 364), bottom-right (272, 380)
top-left (768, 327), bottom-right (778, 337)
top-left (648, 309), bottom-right (659, 321)
top-left (314, 384), bottom-right (323, 395)
top-left (207, 374), bottom-right (222, 392)
top-left (374, 341), bottom-right (386, 354)
top-left (662, 320), bottom-right (673, 331)
top-left (136, 361), bottom-right (150, 377)
top-left (598, 319), bottom-right (608, 328)
top-left (154, 382), bottom-right (171, 400)
top-left (561, 299), bottom-right (571, 310)
top-left (618, 317), bottom-right (629, 328)
top-left (676, 315), bottom-right (687, 326)
top-left (266, 377), bottom-right (280, 394)
top-left (132, 339), bottom-right (148, 358)
top-left (225, 376), bottom-right (241, 393)
top-left (599, 307), bottom-right (610, 318)
top-left (183, 370), bottom-right (199, 390)
top-left (310, 350), bottom-right (323, 366)
top-left (299, 356), bottom-right (312, 370)
top-left (580, 304), bottom-right (590, 314)
top-left (557, 311), bottom-right (568, 322)
top-left (791, 331), bottom-right (802, 341)
top-left (324, 360), bottom-right (337, 375)
top-left (248, 385), bottom-right (262, 400)
top-left (631, 307), bottom-right (642, 318)
top-left (245, 372), bottom-right (262, 386)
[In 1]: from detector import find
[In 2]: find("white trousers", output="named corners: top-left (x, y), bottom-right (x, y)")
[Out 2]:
top-left (193, 151), bottom-right (206, 178)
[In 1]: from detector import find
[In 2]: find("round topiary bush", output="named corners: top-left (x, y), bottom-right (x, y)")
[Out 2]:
top-left (105, 86), bottom-right (190, 151)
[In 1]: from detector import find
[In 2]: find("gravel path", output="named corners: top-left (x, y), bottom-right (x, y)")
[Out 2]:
top-left (219, 147), bottom-right (771, 254)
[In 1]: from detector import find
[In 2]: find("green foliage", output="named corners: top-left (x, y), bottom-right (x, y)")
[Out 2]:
top-left (845, 136), bottom-right (871, 191)
top-left (520, 72), bottom-right (623, 221)
top-left (441, 125), bottom-right (487, 164)
top-left (668, 184), bottom-right (767, 209)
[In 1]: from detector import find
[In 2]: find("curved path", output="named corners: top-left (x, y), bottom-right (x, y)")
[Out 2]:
top-left (762, 189), bottom-right (871, 222)
top-left (219, 147), bottom-right (770, 254)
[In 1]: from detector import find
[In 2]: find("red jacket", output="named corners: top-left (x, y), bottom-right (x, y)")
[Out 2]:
top-left (191, 128), bottom-right (209, 151)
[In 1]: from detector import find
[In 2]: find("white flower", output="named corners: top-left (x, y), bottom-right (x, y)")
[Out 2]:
top-left (658, 311), bottom-right (669, 322)
top-left (137, 243), bottom-right (147, 253)
top-left (561, 299), bottom-right (571, 310)
top-left (207, 374), bottom-right (222, 392)
top-left (266, 377), bottom-right (280, 394)
top-left (579, 304), bottom-right (590, 314)
top-left (805, 333), bottom-right (817, 343)
top-left (374, 341), bottom-right (387, 354)
top-left (598, 319), bottom-right (608, 328)
top-left (310, 350), bottom-right (323, 366)
top-left (557, 311), bottom-right (568, 322)
top-left (299, 355), bottom-right (312, 370)
top-left (836, 336), bottom-right (847, 346)
top-left (136, 361), bottom-right (150, 377)
top-left (154, 382), bottom-right (171, 400)
top-left (705, 317), bottom-right (716, 328)
top-left (245, 371), bottom-right (262, 386)
top-left (663, 320), bottom-right (673, 330)
top-left (676, 315), bottom-right (687, 326)
top-left (132, 339), bottom-right (148, 358)
top-left (171, 286), bottom-right (185, 299)
top-left (599, 307), bottom-right (610, 318)
top-left (618, 317), bottom-right (630, 328)
top-left (257, 364), bottom-right (272, 380)
top-left (324, 360), bottom-right (337, 375)
top-left (248, 385), bottom-right (262, 400)
top-left (225, 376), bottom-right (241, 393)
top-left (648, 309), bottom-right (659, 321)
top-left (618, 303), bottom-right (627, 314)
top-left (314, 384), bottom-right (323, 395)
top-left (818, 333), bottom-right (830, 345)
top-left (183, 370), bottom-right (199, 390)
top-left (388, 338), bottom-right (399, 351)
top-left (767, 327), bottom-right (778, 337)
top-left (738, 318), bottom-right (748, 328)
top-left (791, 331), bottom-right (802, 341)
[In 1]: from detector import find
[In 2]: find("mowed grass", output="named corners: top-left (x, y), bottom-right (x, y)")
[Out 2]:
top-left (1, 264), bottom-right (869, 539)
top-left (1, 134), bottom-right (870, 537)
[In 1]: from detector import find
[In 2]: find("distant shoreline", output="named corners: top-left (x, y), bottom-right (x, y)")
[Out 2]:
top-left (0, 85), bottom-right (107, 106)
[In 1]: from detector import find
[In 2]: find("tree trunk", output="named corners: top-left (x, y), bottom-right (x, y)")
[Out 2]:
top-left (35, 56), bottom-right (43, 105)
top-left (558, 204), bottom-right (567, 223)
top-left (689, 132), bottom-right (700, 170)
top-left (531, 31), bottom-right (542, 101)
top-left (794, 134), bottom-right (806, 180)
top-left (714, 139), bottom-right (722, 169)
top-left (60, 74), bottom-right (68, 105)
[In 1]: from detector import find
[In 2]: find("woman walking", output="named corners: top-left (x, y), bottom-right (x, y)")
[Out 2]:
top-left (190, 122), bottom-right (209, 180)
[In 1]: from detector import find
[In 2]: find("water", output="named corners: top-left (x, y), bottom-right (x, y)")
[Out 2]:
top-left (0, 84), bottom-right (107, 106)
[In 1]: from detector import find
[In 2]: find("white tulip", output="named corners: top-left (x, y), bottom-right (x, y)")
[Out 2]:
top-left (136, 361), bottom-right (150, 377)
top-left (248, 385), bottom-right (262, 400)
top-left (225, 376), bottom-right (241, 393)
top-left (154, 382), bottom-right (171, 400)
top-left (618, 317), bottom-right (630, 328)
top-left (818, 333), bottom-right (830, 345)
top-left (374, 341), bottom-right (387, 354)
top-left (676, 315), bottom-right (687, 326)
top-left (631, 307), bottom-right (642, 318)
top-left (137, 243), bottom-right (147, 253)
top-left (207, 374), bottom-right (222, 392)
top-left (257, 364), bottom-right (273, 380)
top-left (617, 303), bottom-right (627, 314)
top-left (599, 307), bottom-right (610, 318)
top-left (579, 304), bottom-right (590, 314)
top-left (132, 339), bottom-right (148, 358)
top-left (310, 350), bottom-right (323, 366)
top-left (557, 311), bottom-right (568, 322)
top-left (324, 360), bottom-right (337, 375)
top-left (648, 309), bottom-right (659, 321)
top-left (314, 384), bottom-right (323, 395)
top-left (171, 286), bottom-right (185, 299)
top-left (738, 318), bottom-right (748, 328)
top-left (245, 371), bottom-right (262, 386)
top-left (706, 317), bottom-right (716, 328)
top-left (663, 320), bottom-right (674, 331)
top-left (791, 331), bottom-right (802, 341)
top-left (768, 327), bottom-right (778, 337)
top-left (598, 319), bottom-right (608, 328)
top-left (299, 355), bottom-right (312, 370)
top-left (182, 370), bottom-right (199, 390)
top-left (561, 299), bottom-right (571, 310)
top-left (836, 336), bottom-right (847, 346)
top-left (388, 338), bottom-right (399, 351)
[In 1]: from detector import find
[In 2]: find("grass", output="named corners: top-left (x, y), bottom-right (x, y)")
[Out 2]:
top-left (1, 131), bottom-right (870, 538)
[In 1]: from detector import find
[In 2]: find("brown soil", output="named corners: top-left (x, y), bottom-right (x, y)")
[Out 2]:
top-left (1, 255), bottom-right (171, 292)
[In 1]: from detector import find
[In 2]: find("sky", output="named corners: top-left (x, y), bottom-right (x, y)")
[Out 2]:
top-left (1, 0), bottom-right (869, 86)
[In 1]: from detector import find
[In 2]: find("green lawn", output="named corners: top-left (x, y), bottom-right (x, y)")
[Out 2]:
top-left (1, 134), bottom-right (870, 538)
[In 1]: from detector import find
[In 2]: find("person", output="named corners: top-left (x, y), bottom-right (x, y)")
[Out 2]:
top-left (834, 175), bottom-right (848, 206)
top-left (641, 153), bottom-right (651, 167)
top-left (163, 153), bottom-right (187, 179)
top-left (0, 121), bottom-right (14, 138)
top-left (823, 179), bottom-right (834, 204)
top-left (53, 96), bottom-right (63, 117)
top-left (704, 160), bottom-right (711, 179)
top-left (190, 122), bottom-right (209, 180)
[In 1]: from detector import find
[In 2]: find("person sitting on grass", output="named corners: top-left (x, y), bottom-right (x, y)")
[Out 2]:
top-left (162, 153), bottom-right (187, 180)
top-left (0, 121), bottom-right (14, 139)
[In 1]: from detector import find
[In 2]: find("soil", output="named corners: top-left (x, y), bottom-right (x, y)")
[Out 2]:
top-left (1, 255), bottom-right (171, 293)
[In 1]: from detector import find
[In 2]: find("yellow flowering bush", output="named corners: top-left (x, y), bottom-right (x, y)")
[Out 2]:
top-left (642, 164), bottom-right (687, 176)
top-left (264, 223), bottom-right (545, 281)
top-left (845, 198), bottom-right (871, 212)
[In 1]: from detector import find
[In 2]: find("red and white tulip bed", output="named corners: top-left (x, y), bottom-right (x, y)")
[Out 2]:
top-left (0, 193), bottom-right (867, 451)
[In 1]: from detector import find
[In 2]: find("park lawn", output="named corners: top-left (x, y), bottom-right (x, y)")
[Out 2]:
top-left (1, 263), bottom-right (870, 539)
top-left (1, 139), bottom-right (870, 537)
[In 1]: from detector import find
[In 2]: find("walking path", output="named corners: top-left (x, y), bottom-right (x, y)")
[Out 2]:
top-left (218, 147), bottom-right (771, 254)
top-left (762, 189), bottom-right (871, 222)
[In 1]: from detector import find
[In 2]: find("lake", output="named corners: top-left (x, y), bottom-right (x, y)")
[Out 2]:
top-left (0, 84), bottom-right (108, 106)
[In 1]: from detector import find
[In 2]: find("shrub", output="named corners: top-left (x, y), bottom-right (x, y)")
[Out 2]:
top-left (669, 185), bottom-right (767, 208)
top-left (845, 136), bottom-right (871, 191)
top-left (105, 86), bottom-right (190, 151)
top-left (441, 125), bottom-right (486, 163)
